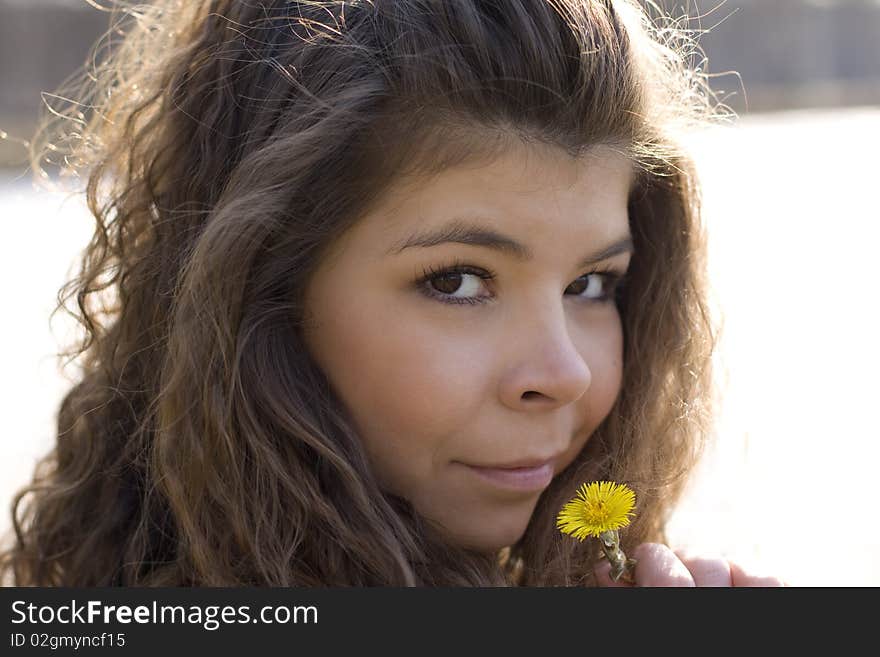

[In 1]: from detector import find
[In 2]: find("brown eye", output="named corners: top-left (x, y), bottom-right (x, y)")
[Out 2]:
top-left (431, 272), bottom-right (465, 295)
top-left (566, 272), bottom-right (620, 302)
top-left (418, 264), bottom-right (495, 306)
top-left (427, 271), bottom-right (487, 300)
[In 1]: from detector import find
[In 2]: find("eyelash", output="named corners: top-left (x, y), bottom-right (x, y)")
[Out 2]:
top-left (416, 259), bottom-right (628, 307)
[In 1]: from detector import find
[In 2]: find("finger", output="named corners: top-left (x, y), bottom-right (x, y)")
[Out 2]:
top-left (674, 549), bottom-right (733, 587)
top-left (630, 543), bottom-right (695, 587)
top-left (729, 560), bottom-right (787, 587)
top-left (593, 559), bottom-right (633, 587)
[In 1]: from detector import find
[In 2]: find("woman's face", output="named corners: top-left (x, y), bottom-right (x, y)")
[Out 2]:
top-left (302, 142), bottom-right (633, 552)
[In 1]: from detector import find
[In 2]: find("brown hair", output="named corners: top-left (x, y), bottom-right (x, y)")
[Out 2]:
top-left (1, 0), bottom-right (725, 586)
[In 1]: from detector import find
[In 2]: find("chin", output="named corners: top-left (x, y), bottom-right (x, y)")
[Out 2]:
top-left (448, 518), bottom-right (531, 554)
top-left (425, 497), bottom-right (541, 553)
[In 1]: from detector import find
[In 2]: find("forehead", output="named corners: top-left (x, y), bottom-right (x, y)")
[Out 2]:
top-left (372, 142), bottom-right (635, 232)
top-left (317, 141), bottom-right (637, 270)
top-left (393, 139), bottom-right (632, 190)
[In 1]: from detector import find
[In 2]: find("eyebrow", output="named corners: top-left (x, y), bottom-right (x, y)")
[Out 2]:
top-left (386, 219), bottom-right (634, 269)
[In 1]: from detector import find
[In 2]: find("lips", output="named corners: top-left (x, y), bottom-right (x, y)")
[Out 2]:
top-left (479, 457), bottom-right (558, 470)
top-left (461, 459), bottom-right (556, 492)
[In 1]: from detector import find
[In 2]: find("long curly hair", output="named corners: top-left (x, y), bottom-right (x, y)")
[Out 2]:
top-left (1, 0), bottom-right (726, 586)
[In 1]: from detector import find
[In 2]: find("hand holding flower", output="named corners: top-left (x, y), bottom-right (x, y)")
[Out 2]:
top-left (557, 481), bottom-right (788, 587)
top-left (593, 544), bottom-right (788, 587)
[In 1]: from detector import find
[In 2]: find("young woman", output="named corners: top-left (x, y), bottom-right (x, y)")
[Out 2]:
top-left (1, 0), bottom-right (784, 586)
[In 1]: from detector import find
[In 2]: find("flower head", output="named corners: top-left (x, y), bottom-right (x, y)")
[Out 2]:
top-left (556, 480), bottom-right (636, 540)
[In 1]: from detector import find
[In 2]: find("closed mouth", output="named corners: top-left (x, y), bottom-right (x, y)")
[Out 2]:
top-left (460, 460), bottom-right (555, 492)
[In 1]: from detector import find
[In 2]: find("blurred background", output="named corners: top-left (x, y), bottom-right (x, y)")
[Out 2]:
top-left (1, 0), bottom-right (878, 585)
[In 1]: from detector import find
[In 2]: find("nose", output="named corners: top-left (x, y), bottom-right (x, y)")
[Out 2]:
top-left (498, 303), bottom-right (593, 410)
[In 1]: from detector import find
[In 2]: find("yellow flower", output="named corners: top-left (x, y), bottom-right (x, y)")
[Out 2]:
top-left (556, 481), bottom-right (636, 540)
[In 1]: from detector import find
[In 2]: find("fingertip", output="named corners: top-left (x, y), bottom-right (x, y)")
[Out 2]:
top-left (728, 560), bottom-right (787, 587)
top-left (674, 547), bottom-right (733, 587)
top-left (631, 542), bottom-right (695, 587)
top-left (593, 560), bottom-right (630, 587)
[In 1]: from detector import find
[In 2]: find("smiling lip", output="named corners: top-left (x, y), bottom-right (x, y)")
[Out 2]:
top-left (462, 460), bottom-right (555, 492)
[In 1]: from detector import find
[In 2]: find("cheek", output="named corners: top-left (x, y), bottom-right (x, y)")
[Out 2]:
top-left (304, 290), bottom-right (489, 479)
top-left (345, 320), bottom-right (485, 425)
top-left (567, 315), bottom-right (625, 454)
top-left (593, 316), bottom-right (625, 405)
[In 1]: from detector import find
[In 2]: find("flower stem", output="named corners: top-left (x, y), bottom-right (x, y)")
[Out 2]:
top-left (598, 530), bottom-right (637, 584)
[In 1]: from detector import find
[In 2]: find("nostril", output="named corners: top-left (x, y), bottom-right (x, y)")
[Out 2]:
top-left (522, 391), bottom-right (542, 400)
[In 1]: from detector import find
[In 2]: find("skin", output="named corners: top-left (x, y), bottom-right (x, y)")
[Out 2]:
top-left (303, 141), bottom-right (633, 552)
